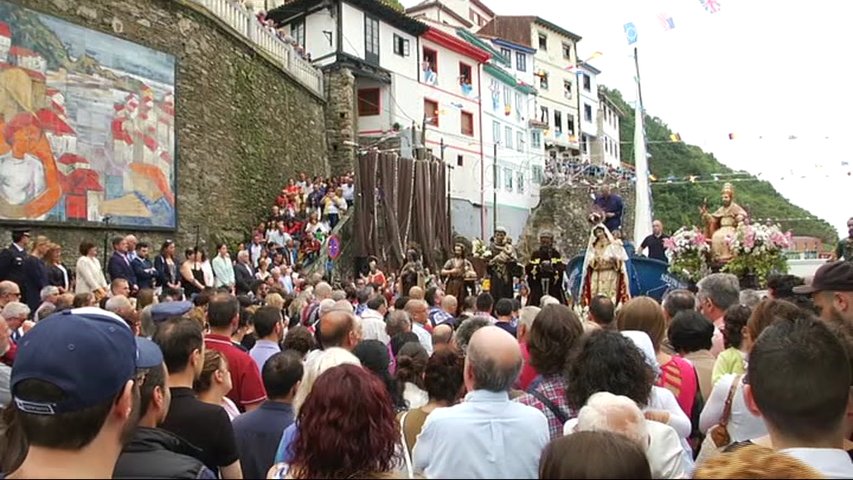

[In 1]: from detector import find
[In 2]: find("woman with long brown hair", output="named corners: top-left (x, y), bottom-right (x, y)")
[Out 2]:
top-left (43, 242), bottom-right (71, 293)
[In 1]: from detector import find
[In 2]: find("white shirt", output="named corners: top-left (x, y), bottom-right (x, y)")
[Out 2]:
top-left (781, 448), bottom-right (853, 479)
top-left (413, 390), bottom-right (549, 479)
top-left (403, 382), bottom-right (428, 409)
top-left (699, 374), bottom-right (767, 442)
top-left (412, 322), bottom-right (433, 356)
top-left (564, 418), bottom-right (688, 480)
top-left (360, 309), bottom-right (390, 344)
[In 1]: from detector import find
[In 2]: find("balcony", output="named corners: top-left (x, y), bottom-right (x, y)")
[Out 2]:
top-left (186, 0), bottom-right (324, 96)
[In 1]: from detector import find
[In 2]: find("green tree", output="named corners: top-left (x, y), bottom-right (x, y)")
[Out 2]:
top-left (380, 0), bottom-right (405, 12)
top-left (601, 86), bottom-right (838, 245)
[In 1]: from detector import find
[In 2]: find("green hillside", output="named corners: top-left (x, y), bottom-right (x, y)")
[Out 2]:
top-left (602, 87), bottom-right (838, 245)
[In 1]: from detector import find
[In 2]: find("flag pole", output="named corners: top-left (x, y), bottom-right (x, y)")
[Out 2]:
top-left (632, 45), bottom-right (653, 246)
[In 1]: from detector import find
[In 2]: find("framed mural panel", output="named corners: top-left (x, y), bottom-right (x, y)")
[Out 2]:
top-left (0, 1), bottom-right (176, 230)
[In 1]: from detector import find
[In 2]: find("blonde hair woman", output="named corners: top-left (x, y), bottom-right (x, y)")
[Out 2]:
top-left (693, 445), bottom-right (822, 479)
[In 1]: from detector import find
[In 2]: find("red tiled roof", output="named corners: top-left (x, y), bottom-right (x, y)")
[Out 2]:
top-left (0, 22), bottom-right (10, 38)
top-left (36, 109), bottom-right (75, 135)
top-left (0, 62), bottom-right (45, 81)
top-left (142, 134), bottom-right (157, 151)
top-left (58, 153), bottom-right (88, 165)
top-left (9, 46), bottom-right (40, 58)
top-left (63, 169), bottom-right (104, 195)
top-left (111, 119), bottom-right (133, 144)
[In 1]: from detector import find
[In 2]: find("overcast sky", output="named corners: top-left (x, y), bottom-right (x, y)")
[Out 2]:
top-left (402, 0), bottom-right (853, 238)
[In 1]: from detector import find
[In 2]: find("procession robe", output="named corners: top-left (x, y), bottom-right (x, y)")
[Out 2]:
top-left (488, 242), bottom-right (517, 301)
top-left (526, 246), bottom-right (566, 306)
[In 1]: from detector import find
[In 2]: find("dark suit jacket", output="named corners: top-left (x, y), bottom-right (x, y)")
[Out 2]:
top-left (234, 262), bottom-right (255, 295)
top-left (46, 263), bottom-right (71, 291)
top-left (154, 255), bottom-right (179, 288)
top-left (108, 252), bottom-right (137, 287)
top-left (22, 256), bottom-right (49, 313)
top-left (0, 244), bottom-right (27, 289)
top-left (132, 257), bottom-right (157, 290)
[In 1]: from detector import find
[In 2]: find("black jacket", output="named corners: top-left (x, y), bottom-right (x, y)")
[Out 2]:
top-left (113, 427), bottom-right (214, 479)
top-left (234, 262), bottom-right (255, 295)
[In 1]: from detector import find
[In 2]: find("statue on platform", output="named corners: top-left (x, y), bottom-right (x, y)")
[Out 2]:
top-left (701, 182), bottom-right (748, 264)
top-left (399, 248), bottom-right (425, 296)
top-left (488, 227), bottom-right (517, 301)
top-left (526, 231), bottom-right (566, 306)
top-left (579, 222), bottom-right (631, 308)
top-left (441, 243), bottom-right (475, 314)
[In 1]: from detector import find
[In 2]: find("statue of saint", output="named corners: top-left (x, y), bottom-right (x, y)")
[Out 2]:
top-left (700, 182), bottom-right (748, 264)
top-left (488, 227), bottom-right (517, 301)
top-left (526, 231), bottom-right (566, 306)
top-left (399, 248), bottom-right (425, 295)
top-left (441, 243), bottom-right (475, 314)
top-left (579, 223), bottom-right (631, 308)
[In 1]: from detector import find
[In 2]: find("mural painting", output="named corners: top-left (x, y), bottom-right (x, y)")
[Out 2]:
top-left (0, 1), bottom-right (176, 229)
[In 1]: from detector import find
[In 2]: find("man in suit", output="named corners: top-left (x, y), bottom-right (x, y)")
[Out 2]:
top-left (0, 228), bottom-right (30, 298)
top-left (107, 236), bottom-right (138, 293)
top-left (132, 242), bottom-right (158, 290)
top-left (234, 250), bottom-right (255, 296)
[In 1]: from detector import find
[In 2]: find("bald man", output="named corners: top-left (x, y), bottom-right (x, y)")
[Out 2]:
top-left (317, 309), bottom-right (360, 351)
top-left (432, 323), bottom-right (453, 349)
top-left (408, 286), bottom-right (425, 300)
top-left (405, 299), bottom-right (432, 355)
top-left (413, 326), bottom-right (549, 478)
top-left (640, 220), bottom-right (669, 262)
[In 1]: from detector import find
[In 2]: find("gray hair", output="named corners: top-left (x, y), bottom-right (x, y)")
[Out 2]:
top-left (467, 330), bottom-right (522, 392)
top-left (697, 273), bottom-right (740, 310)
top-left (575, 392), bottom-right (648, 451)
top-left (40, 285), bottom-right (60, 302)
top-left (739, 289), bottom-right (762, 308)
top-left (314, 282), bottom-right (332, 300)
top-left (518, 306), bottom-right (541, 331)
top-left (540, 295), bottom-right (559, 308)
top-left (105, 295), bottom-right (133, 314)
top-left (0, 281), bottom-right (18, 297)
top-left (1, 302), bottom-right (30, 320)
top-left (317, 298), bottom-right (338, 317)
top-left (385, 310), bottom-right (412, 337)
top-left (331, 290), bottom-right (347, 302)
top-left (139, 304), bottom-right (155, 338)
top-left (661, 289), bottom-right (696, 319)
top-left (453, 316), bottom-right (491, 355)
top-left (237, 250), bottom-right (250, 262)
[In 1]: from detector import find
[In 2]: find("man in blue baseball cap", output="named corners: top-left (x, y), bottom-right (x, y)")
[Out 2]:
top-left (3, 309), bottom-right (159, 478)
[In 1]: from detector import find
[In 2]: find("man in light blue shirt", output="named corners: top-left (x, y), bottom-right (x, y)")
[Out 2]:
top-left (249, 306), bottom-right (284, 373)
top-left (413, 326), bottom-right (549, 479)
top-left (211, 244), bottom-right (235, 291)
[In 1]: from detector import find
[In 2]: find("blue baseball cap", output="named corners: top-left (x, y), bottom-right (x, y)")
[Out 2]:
top-left (150, 300), bottom-right (194, 324)
top-left (10, 309), bottom-right (157, 415)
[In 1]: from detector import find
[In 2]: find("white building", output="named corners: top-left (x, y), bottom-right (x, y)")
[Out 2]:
top-left (0, 22), bottom-right (11, 63)
top-left (576, 60), bottom-right (600, 163)
top-left (479, 16), bottom-right (582, 163)
top-left (596, 87), bottom-right (624, 168)
top-left (10, 46), bottom-right (47, 74)
top-left (405, 0), bottom-right (495, 31)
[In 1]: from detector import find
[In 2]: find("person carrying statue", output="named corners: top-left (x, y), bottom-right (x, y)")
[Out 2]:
top-left (487, 227), bottom-right (517, 301)
top-left (441, 243), bottom-right (475, 315)
top-left (525, 231), bottom-right (566, 306)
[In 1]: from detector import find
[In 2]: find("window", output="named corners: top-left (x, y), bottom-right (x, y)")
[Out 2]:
top-left (584, 103), bottom-right (592, 122)
top-left (504, 126), bottom-right (513, 149)
top-left (357, 88), bottom-right (380, 116)
top-left (562, 42), bottom-right (572, 60)
top-left (461, 111), bottom-right (474, 136)
top-left (422, 47), bottom-right (437, 74)
top-left (424, 98), bottom-right (438, 126)
top-left (492, 120), bottom-right (500, 144)
top-left (457, 154), bottom-right (464, 167)
top-left (538, 33), bottom-right (548, 50)
top-left (532, 165), bottom-right (544, 184)
top-left (459, 62), bottom-right (472, 85)
top-left (539, 106), bottom-right (549, 124)
top-left (517, 171), bottom-right (525, 193)
top-left (500, 47), bottom-right (512, 66)
top-left (515, 92), bottom-right (523, 119)
top-left (516, 52), bottom-right (526, 72)
top-left (567, 114), bottom-right (575, 135)
top-left (504, 167), bottom-right (513, 191)
top-left (554, 110), bottom-right (562, 134)
top-left (532, 130), bottom-right (542, 148)
top-left (581, 134), bottom-right (588, 153)
top-left (291, 20), bottom-right (305, 47)
top-left (563, 80), bottom-right (572, 100)
top-left (364, 15), bottom-right (379, 64)
top-left (516, 131), bottom-right (524, 152)
top-left (393, 34), bottom-right (410, 57)
top-left (582, 73), bottom-right (591, 91)
top-left (605, 138), bottom-right (610, 153)
top-left (539, 72), bottom-right (548, 90)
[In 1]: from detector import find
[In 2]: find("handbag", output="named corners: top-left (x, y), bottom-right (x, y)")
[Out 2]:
top-left (696, 374), bottom-right (742, 464)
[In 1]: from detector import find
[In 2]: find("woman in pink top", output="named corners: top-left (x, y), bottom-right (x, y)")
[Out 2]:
top-left (617, 296), bottom-right (699, 418)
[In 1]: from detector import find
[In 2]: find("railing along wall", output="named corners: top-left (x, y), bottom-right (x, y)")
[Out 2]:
top-left (188, 0), bottom-right (324, 97)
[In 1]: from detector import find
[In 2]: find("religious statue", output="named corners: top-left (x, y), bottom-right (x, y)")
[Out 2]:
top-left (700, 183), bottom-right (748, 264)
top-left (526, 231), bottom-right (566, 306)
top-left (399, 248), bottom-right (425, 295)
top-left (488, 227), bottom-right (518, 301)
top-left (441, 243), bottom-right (475, 315)
top-left (579, 222), bottom-right (631, 308)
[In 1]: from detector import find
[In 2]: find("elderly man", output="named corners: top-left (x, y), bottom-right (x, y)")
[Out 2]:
top-left (124, 235), bottom-right (139, 263)
top-left (696, 273), bottom-right (740, 357)
top-left (405, 299), bottom-right (433, 355)
top-left (234, 250), bottom-right (255, 296)
top-left (431, 323), bottom-right (453, 350)
top-left (2, 301), bottom-right (31, 344)
top-left (794, 261), bottom-right (853, 325)
top-left (413, 326), bottom-right (549, 478)
top-left (566, 392), bottom-right (687, 479)
top-left (0, 313), bottom-right (15, 366)
top-left (360, 295), bottom-right (389, 344)
top-left (34, 285), bottom-right (60, 322)
top-left (0, 280), bottom-right (21, 309)
top-left (105, 295), bottom-right (138, 334)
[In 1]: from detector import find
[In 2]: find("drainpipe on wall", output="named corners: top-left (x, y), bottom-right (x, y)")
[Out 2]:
top-left (477, 62), bottom-right (486, 240)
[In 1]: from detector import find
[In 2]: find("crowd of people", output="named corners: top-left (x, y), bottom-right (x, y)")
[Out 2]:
top-left (544, 157), bottom-right (636, 188)
top-left (236, 4), bottom-right (313, 62)
top-left (1, 209), bottom-right (852, 480)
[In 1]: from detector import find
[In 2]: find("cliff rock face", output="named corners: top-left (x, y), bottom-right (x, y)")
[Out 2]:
top-left (517, 183), bottom-right (636, 262)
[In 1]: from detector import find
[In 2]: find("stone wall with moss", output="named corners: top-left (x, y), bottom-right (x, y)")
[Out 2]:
top-left (517, 183), bottom-right (636, 261)
top-left (0, 0), bottom-right (328, 259)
